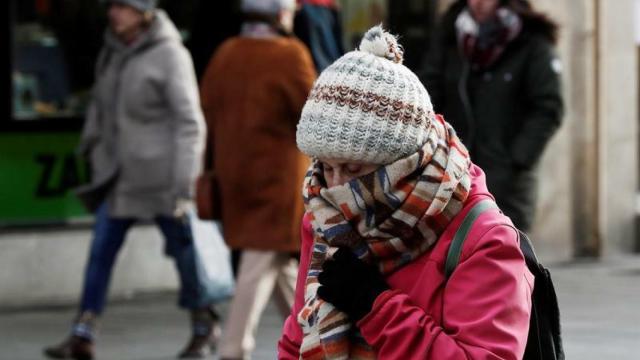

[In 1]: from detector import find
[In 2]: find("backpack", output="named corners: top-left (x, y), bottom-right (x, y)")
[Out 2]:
top-left (444, 200), bottom-right (565, 360)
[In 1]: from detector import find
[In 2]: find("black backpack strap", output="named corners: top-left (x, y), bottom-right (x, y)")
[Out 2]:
top-left (518, 230), bottom-right (565, 360)
top-left (444, 201), bottom-right (565, 360)
top-left (445, 199), bottom-right (498, 280)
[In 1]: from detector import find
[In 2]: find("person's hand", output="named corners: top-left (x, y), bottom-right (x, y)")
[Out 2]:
top-left (173, 198), bottom-right (192, 219)
top-left (317, 247), bottom-right (389, 322)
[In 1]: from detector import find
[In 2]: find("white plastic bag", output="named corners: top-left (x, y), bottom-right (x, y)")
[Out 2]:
top-left (189, 207), bottom-right (234, 302)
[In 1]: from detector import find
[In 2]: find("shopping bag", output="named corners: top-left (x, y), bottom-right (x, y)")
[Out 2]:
top-left (188, 207), bottom-right (234, 303)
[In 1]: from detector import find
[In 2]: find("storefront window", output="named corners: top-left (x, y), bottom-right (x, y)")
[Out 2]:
top-left (11, 0), bottom-right (105, 122)
top-left (9, 0), bottom-right (198, 124)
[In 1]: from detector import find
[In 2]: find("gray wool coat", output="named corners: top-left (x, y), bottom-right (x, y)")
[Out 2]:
top-left (76, 10), bottom-right (205, 218)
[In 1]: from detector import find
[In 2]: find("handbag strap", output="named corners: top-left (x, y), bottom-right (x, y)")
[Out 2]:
top-left (444, 199), bottom-right (498, 280)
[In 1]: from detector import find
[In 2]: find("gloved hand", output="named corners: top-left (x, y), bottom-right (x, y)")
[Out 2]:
top-left (317, 247), bottom-right (389, 322)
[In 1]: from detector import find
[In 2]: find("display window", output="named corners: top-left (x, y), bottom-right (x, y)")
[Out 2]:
top-left (9, 0), bottom-right (105, 129)
top-left (5, 0), bottom-right (196, 131)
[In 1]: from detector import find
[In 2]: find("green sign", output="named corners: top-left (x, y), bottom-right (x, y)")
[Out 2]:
top-left (0, 133), bottom-right (90, 225)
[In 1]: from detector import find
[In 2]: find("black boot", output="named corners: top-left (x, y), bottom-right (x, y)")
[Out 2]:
top-left (177, 307), bottom-right (221, 359)
top-left (43, 312), bottom-right (97, 360)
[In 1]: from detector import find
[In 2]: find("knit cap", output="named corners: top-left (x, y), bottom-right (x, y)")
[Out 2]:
top-left (296, 25), bottom-right (436, 165)
top-left (241, 0), bottom-right (296, 15)
top-left (104, 0), bottom-right (157, 12)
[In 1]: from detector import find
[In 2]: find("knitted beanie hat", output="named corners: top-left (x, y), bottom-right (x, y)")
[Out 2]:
top-left (104, 0), bottom-right (157, 12)
top-left (296, 26), bottom-right (436, 165)
top-left (241, 0), bottom-right (296, 15)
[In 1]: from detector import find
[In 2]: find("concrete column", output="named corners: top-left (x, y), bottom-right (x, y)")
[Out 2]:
top-left (597, 0), bottom-right (638, 256)
top-left (569, 0), bottom-right (601, 257)
top-left (530, 0), bottom-right (587, 260)
top-left (554, 0), bottom-right (601, 257)
top-left (529, 0), bottom-right (638, 259)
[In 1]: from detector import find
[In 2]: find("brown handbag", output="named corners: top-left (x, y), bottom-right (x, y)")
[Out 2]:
top-left (195, 134), bottom-right (222, 220)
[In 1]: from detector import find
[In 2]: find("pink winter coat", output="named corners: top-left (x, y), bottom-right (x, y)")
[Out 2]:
top-left (278, 165), bottom-right (534, 359)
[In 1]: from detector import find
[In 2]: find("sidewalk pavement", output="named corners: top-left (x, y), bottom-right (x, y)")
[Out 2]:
top-left (1, 257), bottom-right (639, 360)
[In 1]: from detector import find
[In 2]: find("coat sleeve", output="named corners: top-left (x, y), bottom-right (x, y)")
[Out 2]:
top-left (78, 100), bottom-right (100, 157)
top-left (163, 45), bottom-right (207, 199)
top-left (510, 38), bottom-right (563, 169)
top-left (278, 215), bottom-right (313, 359)
top-left (358, 225), bottom-right (532, 360)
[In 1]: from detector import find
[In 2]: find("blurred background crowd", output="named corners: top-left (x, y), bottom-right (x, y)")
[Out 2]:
top-left (1, 0), bottom-right (639, 359)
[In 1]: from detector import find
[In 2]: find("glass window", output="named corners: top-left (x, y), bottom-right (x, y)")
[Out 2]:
top-left (11, 0), bottom-right (106, 122)
top-left (9, 0), bottom-right (202, 124)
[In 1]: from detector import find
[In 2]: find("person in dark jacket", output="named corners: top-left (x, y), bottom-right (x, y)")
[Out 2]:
top-left (420, 0), bottom-right (563, 231)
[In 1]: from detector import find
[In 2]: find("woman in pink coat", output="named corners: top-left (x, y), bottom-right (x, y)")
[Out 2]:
top-left (278, 26), bottom-right (533, 360)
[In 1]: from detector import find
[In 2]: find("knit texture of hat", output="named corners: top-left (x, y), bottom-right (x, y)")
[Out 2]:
top-left (241, 0), bottom-right (296, 14)
top-left (296, 25), bottom-right (436, 165)
top-left (104, 0), bottom-right (157, 12)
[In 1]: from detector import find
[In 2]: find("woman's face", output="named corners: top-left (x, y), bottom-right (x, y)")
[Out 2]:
top-left (467, 0), bottom-right (501, 23)
top-left (108, 2), bottom-right (146, 39)
top-left (319, 159), bottom-right (379, 188)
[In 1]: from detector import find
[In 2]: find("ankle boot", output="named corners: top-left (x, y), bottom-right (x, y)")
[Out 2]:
top-left (177, 307), bottom-right (221, 358)
top-left (43, 311), bottom-right (97, 360)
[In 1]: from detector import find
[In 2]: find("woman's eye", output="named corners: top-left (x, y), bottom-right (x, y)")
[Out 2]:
top-left (346, 164), bottom-right (362, 173)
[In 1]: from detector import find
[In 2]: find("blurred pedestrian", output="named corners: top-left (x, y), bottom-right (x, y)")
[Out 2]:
top-left (294, 0), bottom-right (345, 72)
top-left (420, 0), bottom-right (563, 231)
top-left (199, 0), bottom-right (316, 359)
top-left (278, 26), bottom-right (533, 359)
top-left (44, 1), bottom-right (217, 359)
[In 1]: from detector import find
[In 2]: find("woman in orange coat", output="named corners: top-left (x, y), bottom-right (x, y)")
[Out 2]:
top-left (199, 0), bottom-right (316, 358)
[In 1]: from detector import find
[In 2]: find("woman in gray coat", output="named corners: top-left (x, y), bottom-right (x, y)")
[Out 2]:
top-left (44, 1), bottom-right (216, 359)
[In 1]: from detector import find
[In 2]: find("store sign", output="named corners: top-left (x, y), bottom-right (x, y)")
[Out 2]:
top-left (0, 133), bottom-right (90, 224)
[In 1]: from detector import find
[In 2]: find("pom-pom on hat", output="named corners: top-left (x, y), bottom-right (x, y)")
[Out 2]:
top-left (296, 25), bottom-right (436, 165)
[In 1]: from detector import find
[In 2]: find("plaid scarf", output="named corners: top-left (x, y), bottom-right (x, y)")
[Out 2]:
top-left (456, 7), bottom-right (522, 68)
top-left (297, 115), bottom-right (472, 359)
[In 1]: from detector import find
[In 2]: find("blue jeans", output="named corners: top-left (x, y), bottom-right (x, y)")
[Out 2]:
top-left (79, 203), bottom-right (209, 314)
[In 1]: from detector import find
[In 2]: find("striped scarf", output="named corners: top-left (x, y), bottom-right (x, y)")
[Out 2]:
top-left (298, 115), bottom-right (472, 359)
top-left (456, 7), bottom-right (522, 68)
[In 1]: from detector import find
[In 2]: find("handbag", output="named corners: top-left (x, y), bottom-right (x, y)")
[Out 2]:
top-left (195, 132), bottom-right (222, 220)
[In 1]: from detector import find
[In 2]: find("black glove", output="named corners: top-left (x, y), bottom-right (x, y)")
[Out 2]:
top-left (317, 247), bottom-right (389, 322)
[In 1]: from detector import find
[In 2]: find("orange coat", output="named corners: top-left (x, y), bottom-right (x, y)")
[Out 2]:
top-left (200, 36), bottom-right (316, 252)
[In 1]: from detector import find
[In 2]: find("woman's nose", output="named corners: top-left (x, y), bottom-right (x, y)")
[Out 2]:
top-left (332, 171), bottom-right (348, 187)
